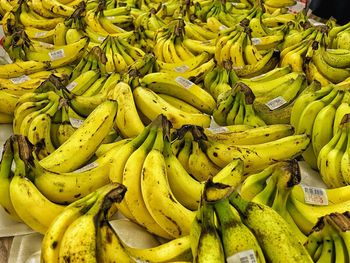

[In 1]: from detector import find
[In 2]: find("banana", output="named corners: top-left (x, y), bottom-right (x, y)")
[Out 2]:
top-left (206, 124), bottom-right (295, 145)
top-left (158, 94), bottom-right (202, 114)
top-left (0, 138), bottom-right (20, 221)
top-left (39, 100), bottom-right (117, 172)
top-left (25, 37), bottom-right (89, 69)
top-left (0, 61), bottom-right (51, 78)
top-left (157, 52), bottom-right (210, 73)
top-left (108, 82), bottom-right (145, 138)
top-left (280, 40), bottom-right (310, 72)
top-left (42, 0), bottom-right (75, 16)
top-left (234, 49), bottom-right (280, 78)
top-left (133, 87), bottom-right (211, 128)
top-left (121, 124), bottom-right (172, 239)
top-left (214, 199), bottom-right (266, 262)
top-left (164, 137), bottom-right (202, 210)
top-left (0, 90), bottom-right (18, 115)
top-left (30, 0), bottom-right (59, 18)
top-left (193, 201), bottom-right (225, 263)
top-left (182, 38), bottom-right (216, 54)
top-left (141, 119), bottom-right (195, 238)
top-left (9, 135), bottom-right (65, 234)
top-left (203, 134), bottom-right (310, 174)
top-left (58, 183), bottom-right (127, 262)
top-left (229, 191), bottom-right (313, 262)
top-left (141, 72), bottom-right (216, 114)
top-left (312, 90), bottom-right (345, 157)
top-left (124, 235), bottom-right (192, 262)
top-left (230, 32), bottom-right (246, 67)
top-left (318, 117), bottom-right (348, 188)
top-left (41, 191), bottom-right (99, 263)
top-left (296, 86), bottom-right (339, 169)
top-left (0, 112), bottom-right (13, 123)
top-left (66, 70), bottom-right (100, 96)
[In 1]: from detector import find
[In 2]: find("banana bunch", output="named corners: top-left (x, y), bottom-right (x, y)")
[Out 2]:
top-left (105, 115), bottom-right (195, 238)
top-left (318, 113), bottom-right (350, 188)
top-left (241, 67), bottom-right (309, 124)
top-left (327, 20), bottom-right (350, 49)
top-left (242, 159), bottom-right (350, 235)
top-left (140, 67), bottom-right (216, 115)
top-left (41, 183), bottom-right (130, 262)
top-left (212, 82), bottom-right (266, 127)
top-left (215, 27), bottom-right (281, 77)
top-left (291, 84), bottom-right (349, 170)
top-left (307, 33), bottom-right (350, 84)
top-left (305, 212), bottom-right (350, 263)
top-left (100, 35), bottom-right (145, 73)
top-left (191, 185), bottom-right (313, 262)
top-left (198, 126), bottom-right (310, 174)
top-left (0, 135), bottom-right (65, 233)
top-left (0, 0), bottom-right (16, 16)
top-left (203, 61), bottom-right (238, 101)
top-left (133, 8), bottom-right (165, 51)
top-left (263, 0), bottom-right (296, 9)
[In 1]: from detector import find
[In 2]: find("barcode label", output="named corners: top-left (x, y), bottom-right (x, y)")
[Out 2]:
top-left (308, 19), bottom-right (325, 26)
top-left (251, 38), bottom-right (262, 45)
top-left (107, 16), bottom-right (115, 20)
top-left (265, 96), bottom-right (287, 110)
top-left (227, 249), bottom-right (257, 263)
top-left (98, 36), bottom-right (106, 42)
top-left (69, 117), bottom-right (84, 128)
top-left (220, 25), bottom-right (228, 31)
top-left (302, 185), bottom-right (328, 205)
top-left (175, 76), bottom-right (194, 89)
top-left (174, 65), bottom-right (189, 73)
top-left (232, 2), bottom-right (241, 6)
top-left (73, 162), bottom-right (98, 173)
top-left (49, 49), bottom-right (65, 61)
top-left (66, 81), bottom-right (78, 91)
top-left (10, 75), bottom-right (30, 84)
top-left (207, 127), bottom-right (230, 133)
top-left (35, 32), bottom-right (47, 37)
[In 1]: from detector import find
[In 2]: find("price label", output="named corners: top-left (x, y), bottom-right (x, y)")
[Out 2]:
top-left (66, 81), bottom-right (78, 91)
top-left (69, 117), bottom-right (84, 128)
top-left (49, 49), bottom-right (65, 61)
top-left (107, 16), bottom-right (115, 20)
top-left (175, 76), bottom-right (194, 89)
top-left (98, 36), bottom-right (106, 42)
top-left (265, 96), bottom-right (287, 110)
top-left (227, 249), bottom-right (257, 263)
top-left (302, 185), bottom-right (328, 206)
top-left (35, 32), bottom-right (47, 37)
top-left (0, 146), bottom-right (3, 160)
top-left (207, 127), bottom-right (230, 133)
top-left (10, 75), bottom-right (30, 84)
top-left (219, 25), bottom-right (228, 31)
top-left (174, 65), bottom-right (189, 73)
top-left (251, 38), bottom-right (262, 45)
top-left (73, 162), bottom-right (98, 173)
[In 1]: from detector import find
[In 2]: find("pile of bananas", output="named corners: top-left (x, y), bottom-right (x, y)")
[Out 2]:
top-left (1, 0), bottom-right (350, 261)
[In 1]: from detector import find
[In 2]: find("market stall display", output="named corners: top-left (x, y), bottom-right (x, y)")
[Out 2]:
top-left (0, 0), bottom-right (350, 262)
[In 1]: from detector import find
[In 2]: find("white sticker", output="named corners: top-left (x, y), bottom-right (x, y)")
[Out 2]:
top-left (251, 38), bottom-right (262, 45)
top-left (98, 36), bottom-right (106, 42)
top-left (0, 145), bottom-right (3, 159)
top-left (207, 127), bottom-right (230, 133)
top-left (232, 2), bottom-right (240, 6)
top-left (227, 249), bottom-right (257, 263)
top-left (107, 16), bottom-right (115, 20)
top-left (48, 49), bottom-right (65, 61)
top-left (308, 18), bottom-right (325, 27)
top-left (73, 162), bottom-right (98, 173)
top-left (174, 65), bottom-right (189, 73)
top-left (288, 1), bottom-right (305, 13)
top-left (35, 31), bottom-right (47, 37)
top-left (39, 42), bottom-right (54, 48)
top-left (265, 96), bottom-right (287, 110)
top-left (219, 25), bottom-right (228, 31)
top-left (10, 75), bottom-right (30, 84)
top-left (69, 117), bottom-right (84, 128)
top-left (175, 76), bottom-right (194, 89)
top-left (302, 185), bottom-right (328, 206)
top-left (66, 81), bottom-right (78, 91)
